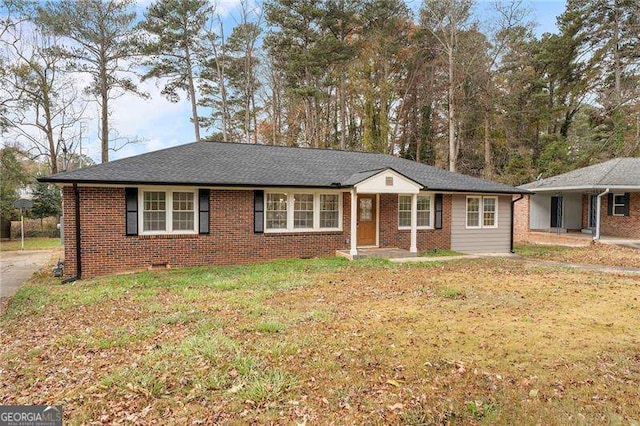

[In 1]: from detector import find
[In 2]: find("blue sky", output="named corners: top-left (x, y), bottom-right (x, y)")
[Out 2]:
top-left (77, 0), bottom-right (568, 163)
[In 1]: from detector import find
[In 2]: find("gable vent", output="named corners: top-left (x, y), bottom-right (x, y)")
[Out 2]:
top-left (385, 176), bottom-right (394, 186)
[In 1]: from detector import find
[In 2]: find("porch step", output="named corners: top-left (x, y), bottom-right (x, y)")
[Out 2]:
top-left (336, 247), bottom-right (417, 261)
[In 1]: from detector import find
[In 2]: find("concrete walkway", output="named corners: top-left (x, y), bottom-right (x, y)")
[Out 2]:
top-left (0, 250), bottom-right (55, 298)
top-left (390, 254), bottom-right (480, 263)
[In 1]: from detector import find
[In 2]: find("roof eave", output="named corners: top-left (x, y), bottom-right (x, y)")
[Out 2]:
top-left (521, 185), bottom-right (640, 193)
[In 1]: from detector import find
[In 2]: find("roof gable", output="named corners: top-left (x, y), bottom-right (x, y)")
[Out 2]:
top-left (352, 168), bottom-right (423, 194)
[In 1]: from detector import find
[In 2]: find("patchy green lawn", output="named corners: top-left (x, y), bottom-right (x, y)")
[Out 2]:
top-left (515, 243), bottom-right (640, 268)
top-left (0, 237), bottom-right (61, 251)
top-left (1, 257), bottom-right (640, 424)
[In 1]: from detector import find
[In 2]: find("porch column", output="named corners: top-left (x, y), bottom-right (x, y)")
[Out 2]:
top-left (595, 188), bottom-right (609, 240)
top-left (410, 193), bottom-right (418, 253)
top-left (350, 189), bottom-right (358, 256)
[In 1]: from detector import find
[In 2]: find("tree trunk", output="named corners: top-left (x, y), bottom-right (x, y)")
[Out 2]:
top-left (184, 46), bottom-right (201, 141)
top-left (483, 109), bottom-right (492, 178)
top-left (339, 73), bottom-right (346, 150)
top-left (448, 47), bottom-right (456, 172)
top-left (41, 82), bottom-right (58, 174)
top-left (448, 12), bottom-right (457, 172)
top-left (613, 0), bottom-right (621, 107)
top-left (100, 58), bottom-right (109, 163)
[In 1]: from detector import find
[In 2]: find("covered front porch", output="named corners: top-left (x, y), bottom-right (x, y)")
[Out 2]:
top-left (528, 187), bottom-right (636, 240)
top-left (342, 168), bottom-right (426, 258)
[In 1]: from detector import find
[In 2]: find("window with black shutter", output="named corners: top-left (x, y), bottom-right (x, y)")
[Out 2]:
top-left (435, 193), bottom-right (443, 229)
top-left (198, 189), bottom-right (210, 234)
top-left (254, 190), bottom-right (264, 233)
top-left (125, 187), bottom-right (138, 236)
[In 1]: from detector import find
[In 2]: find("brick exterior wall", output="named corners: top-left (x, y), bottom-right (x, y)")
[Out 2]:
top-left (600, 192), bottom-right (640, 238)
top-left (581, 194), bottom-right (589, 230)
top-left (62, 187), bottom-right (454, 279)
top-left (378, 194), bottom-right (452, 250)
top-left (513, 195), bottom-right (529, 241)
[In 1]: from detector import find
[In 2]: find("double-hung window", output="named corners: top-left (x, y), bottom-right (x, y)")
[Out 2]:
top-left (466, 196), bottom-right (498, 228)
top-left (141, 190), bottom-right (196, 234)
top-left (266, 193), bottom-right (288, 229)
top-left (320, 194), bottom-right (340, 228)
top-left (398, 194), bottom-right (433, 229)
top-left (294, 194), bottom-right (314, 229)
top-left (612, 194), bottom-right (626, 216)
top-left (265, 192), bottom-right (341, 232)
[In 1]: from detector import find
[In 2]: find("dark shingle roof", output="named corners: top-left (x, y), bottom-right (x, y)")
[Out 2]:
top-left (520, 158), bottom-right (640, 191)
top-left (40, 141), bottom-right (526, 194)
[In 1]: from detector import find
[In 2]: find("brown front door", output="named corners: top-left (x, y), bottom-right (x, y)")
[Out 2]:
top-left (357, 194), bottom-right (377, 246)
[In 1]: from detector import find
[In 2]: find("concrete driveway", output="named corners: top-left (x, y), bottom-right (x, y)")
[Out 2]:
top-left (0, 250), bottom-right (55, 298)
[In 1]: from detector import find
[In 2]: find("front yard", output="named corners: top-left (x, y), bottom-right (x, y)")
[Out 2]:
top-left (1, 255), bottom-right (639, 424)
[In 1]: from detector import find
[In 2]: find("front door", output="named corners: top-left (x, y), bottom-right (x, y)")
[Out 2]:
top-left (357, 194), bottom-right (376, 246)
top-left (550, 195), bottom-right (563, 228)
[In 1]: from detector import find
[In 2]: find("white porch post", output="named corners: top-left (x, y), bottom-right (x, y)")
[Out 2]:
top-left (410, 193), bottom-right (418, 253)
top-left (350, 189), bottom-right (358, 256)
top-left (595, 188), bottom-right (609, 240)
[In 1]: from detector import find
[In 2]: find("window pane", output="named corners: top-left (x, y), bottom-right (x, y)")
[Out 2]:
top-left (483, 197), bottom-right (496, 227)
top-left (143, 212), bottom-right (166, 231)
top-left (398, 195), bottom-right (411, 212)
top-left (359, 197), bottom-right (373, 221)
top-left (320, 194), bottom-right (339, 228)
top-left (172, 192), bottom-right (194, 231)
top-left (143, 191), bottom-right (166, 231)
top-left (266, 193), bottom-right (287, 229)
top-left (467, 197), bottom-right (480, 227)
top-left (613, 195), bottom-right (625, 215)
top-left (417, 195), bottom-right (431, 227)
top-left (398, 195), bottom-right (411, 227)
top-left (294, 194), bottom-right (314, 228)
top-left (398, 211), bottom-right (410, 227)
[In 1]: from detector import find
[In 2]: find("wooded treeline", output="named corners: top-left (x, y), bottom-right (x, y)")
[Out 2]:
top-left (1, 0), bottom-right (639, 185)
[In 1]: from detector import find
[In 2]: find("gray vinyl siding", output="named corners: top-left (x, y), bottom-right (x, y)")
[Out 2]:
top-left (451, 195), bottom-right (511, 253)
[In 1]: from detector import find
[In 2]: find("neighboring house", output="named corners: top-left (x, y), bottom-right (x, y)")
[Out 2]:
top-left (515, 158), bottom-right (640, 240)
top-left (40, 141), bottom-right (526, 279)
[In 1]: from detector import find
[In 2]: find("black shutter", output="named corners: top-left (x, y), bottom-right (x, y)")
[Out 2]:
top-left (254, 190), bottom-right (264, 233)
top-left (198, 189), bottom-right (210, 234)
top-left (434, 193), bottom-right (443, 229)
top-left (125, 187), bottom-right (138, 236)
top-left (623, 192), bottom-right (631, 216)
top-left (607, 193), bottom-right (613, 216)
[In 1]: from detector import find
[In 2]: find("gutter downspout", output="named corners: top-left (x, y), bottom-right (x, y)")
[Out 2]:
top-left (594, 188), bottom-right (609, 241)
top-left (511, 194), bottom-right (525, 253)
top-left (63, 183), bottom-right (81, 283)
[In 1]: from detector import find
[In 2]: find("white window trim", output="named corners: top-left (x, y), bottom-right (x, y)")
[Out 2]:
top-left (612, 193), bottom-right (626, 217)
top-left (466, 195), bottom-right (499, 229)
top-left (138, 187), bottom-right (198, 236)
top-left (264, 190), bottom-right (343, 233)
top-left (398, 193), bottom-right (435, 230)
